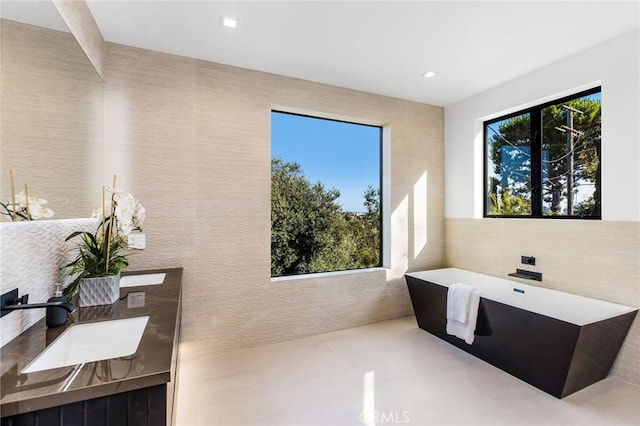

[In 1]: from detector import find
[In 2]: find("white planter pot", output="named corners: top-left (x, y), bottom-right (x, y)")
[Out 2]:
top-left (78, 273), bottom-right (120, 307)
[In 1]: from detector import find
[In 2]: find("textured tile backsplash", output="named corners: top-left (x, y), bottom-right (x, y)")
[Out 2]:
top-left (0, 218), bottom-right (97, 347)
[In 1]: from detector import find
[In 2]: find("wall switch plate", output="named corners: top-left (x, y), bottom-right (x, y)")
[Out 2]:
top-left (128, 233), bottom-right (145, 250)
top-left (127, 291), bottom-right (146, 308)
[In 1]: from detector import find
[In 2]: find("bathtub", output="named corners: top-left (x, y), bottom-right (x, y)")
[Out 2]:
top-left (405, 268), bottom-right (637, 398)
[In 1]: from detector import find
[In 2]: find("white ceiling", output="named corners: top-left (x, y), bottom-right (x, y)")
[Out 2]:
top-left (3, 1), bottom-right (640, 106)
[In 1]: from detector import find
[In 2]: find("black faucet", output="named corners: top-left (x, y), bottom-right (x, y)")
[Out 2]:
top-left (508, 269), bottom-right (543, 282)
top-left (1, 291), bottom-right (76, 328)
top-left (1, 290), bottom-right (75, 315)
top-left (1, 300), bottom-right (76, 314)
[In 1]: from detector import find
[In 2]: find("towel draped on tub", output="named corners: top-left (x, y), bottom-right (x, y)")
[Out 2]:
top-left (446, 282), bottom-right (481, 344)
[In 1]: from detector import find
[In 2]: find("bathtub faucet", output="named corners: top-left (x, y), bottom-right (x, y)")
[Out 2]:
top-left (508, 269), bottom-right (542, 282)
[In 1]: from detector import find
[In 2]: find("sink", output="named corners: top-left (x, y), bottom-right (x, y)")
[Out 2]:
top-left (120, 273), bottom-right (166, 288)
top-left (21, 316), bottom-right (149, 373)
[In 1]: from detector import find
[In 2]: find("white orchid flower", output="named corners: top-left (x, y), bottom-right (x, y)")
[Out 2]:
top-left (28, 205), bottom-right (53, 219)
top-left (12, 191), bottom-right (28, 208)
top-left (1, 190), bottom-right (54, 220)
top-left (92, 205), bottom-right (107, 219)
top-left (90, 187), bottom-right (143, 235)
top-left (39, 207), bottom-right (54, 218)
top-left (133, 204), bottom-right (146, 229)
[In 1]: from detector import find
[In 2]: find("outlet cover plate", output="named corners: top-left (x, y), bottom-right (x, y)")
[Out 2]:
top-left (127, 291), bottom-right (146, 308)
top-left (128, 233), bottom-right (145, 250)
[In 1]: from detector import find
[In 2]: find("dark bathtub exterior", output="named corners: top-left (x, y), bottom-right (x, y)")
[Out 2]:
top-left (405, 274), bottom-right (637, 398)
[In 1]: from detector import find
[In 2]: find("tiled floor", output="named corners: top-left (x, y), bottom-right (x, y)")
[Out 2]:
top-left (175, 317), bottom-right (639, 426)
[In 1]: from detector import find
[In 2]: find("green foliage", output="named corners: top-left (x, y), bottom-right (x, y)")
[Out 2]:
top-left (271, 158), bottom-right (381, 277)
top-left (488, 113), bottom-right (531, 203)
top-left (489, 190), bottom-right (531, 216)
top-left (63, 219), bottom-right (130, 300)
top-left (574, 195), bottom-right (599, 216)
top-left (358, 185), bottom-right (381, 266)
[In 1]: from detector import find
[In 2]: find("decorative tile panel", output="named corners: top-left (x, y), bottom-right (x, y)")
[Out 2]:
top-left (0, 218), bottom-right (97, 347)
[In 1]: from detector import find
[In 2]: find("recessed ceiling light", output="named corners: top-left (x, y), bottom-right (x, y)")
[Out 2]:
top-left (221, 16), bottom-right (238, 29)
top-left (421, 71), bottom-right (438, 78)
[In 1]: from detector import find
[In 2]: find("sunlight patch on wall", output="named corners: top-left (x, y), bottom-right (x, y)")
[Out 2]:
top-left (413, 171), bottom-right (428, 258)
top-left (388, 194), bottom-right (409, 281)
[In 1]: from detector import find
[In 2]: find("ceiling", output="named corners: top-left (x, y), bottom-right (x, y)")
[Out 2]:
top-left (3, 1), bottom-right (639, 106)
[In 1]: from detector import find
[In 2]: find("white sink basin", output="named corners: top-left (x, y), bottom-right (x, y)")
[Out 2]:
top-left (21, 316), bottom-right (149, 373)
top-left (120, 273), bottom-right (166, 288)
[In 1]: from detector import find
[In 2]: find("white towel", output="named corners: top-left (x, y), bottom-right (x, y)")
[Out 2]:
top-left (446, 283), bottom-right (481, 345)
top-left (447, 283), bottom-right (474, 323)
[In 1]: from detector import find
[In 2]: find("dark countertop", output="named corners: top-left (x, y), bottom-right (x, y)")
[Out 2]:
top-left (0, 268), bottom-right (182, 417)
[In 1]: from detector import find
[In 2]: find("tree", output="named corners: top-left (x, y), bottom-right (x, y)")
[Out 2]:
top-left (489, 189), bottom-right (531, 216)
top-left (359, 185), bottom-right (381, 266)
top-left (487, 113), bottom-right (532, 213)
top-left (271, 158), bottom-right (381, 276)
top-left (541, 98), bottom-right (600, 215)
top-left (271, 158), bottom-right (349, 276)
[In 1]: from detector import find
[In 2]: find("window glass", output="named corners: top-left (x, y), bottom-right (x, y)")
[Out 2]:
top-left (271, 111), bottom-right (382, 277)
top-left (541, 92), bottom-right (601, 216)
top-left (484, 87), bottom-right (601, 219)
top-left (486, 113), bottom-right (532, 215)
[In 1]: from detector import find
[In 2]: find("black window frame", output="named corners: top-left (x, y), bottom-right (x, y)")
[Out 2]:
top-left (270, 110), bottom-right (384, 277)
top-left (483, 86), bottom-right (602, 219)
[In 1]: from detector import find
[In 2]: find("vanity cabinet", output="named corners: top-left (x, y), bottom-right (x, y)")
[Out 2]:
top-left (1, 385), bottom-right (166, 426)
top-left (0, 268), bottom-right (182, 426)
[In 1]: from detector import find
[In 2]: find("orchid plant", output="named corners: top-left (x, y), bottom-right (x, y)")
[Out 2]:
top-left (1, 169), bottom-right (54, 221)
top-left (91, 190), bottom-right (146, 236)
top-left (0, 191), bottom-right (55, 221)
top-left (63, 180), bottom-right (145, 300)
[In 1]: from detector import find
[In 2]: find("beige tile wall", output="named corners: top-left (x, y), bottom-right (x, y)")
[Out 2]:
top-left (445, 218), bottom-right (639, 384)
top-left (102, 42), bottom-right (198, 341)
top-left (0, 20), bottom-right (104, 220)
top-left (103, 43), bottom-right (445, 352)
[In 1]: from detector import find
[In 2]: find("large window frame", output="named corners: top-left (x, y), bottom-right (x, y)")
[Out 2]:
top-left (270, 110), bottom-right (384, 278)
top-left (484, 86), bottom-right (601, 219)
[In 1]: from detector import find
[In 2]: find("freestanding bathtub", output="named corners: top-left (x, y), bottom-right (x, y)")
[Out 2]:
top-left (405, 268), bottom-right (637, 398)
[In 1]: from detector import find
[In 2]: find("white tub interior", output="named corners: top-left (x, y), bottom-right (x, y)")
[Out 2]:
top-left (406, 268), bottom-right (636, 326)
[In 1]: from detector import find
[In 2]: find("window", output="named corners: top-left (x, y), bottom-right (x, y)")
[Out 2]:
top-left (271, 111), bottom-right (382, 277)
top-left (485, 87), bottom-right (601, 218)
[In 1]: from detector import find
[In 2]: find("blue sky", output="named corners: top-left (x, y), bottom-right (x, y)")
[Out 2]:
top-left (583, 92), bottom-right (601, 102)
top-left (271, 111), bottom-right (381, 213)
